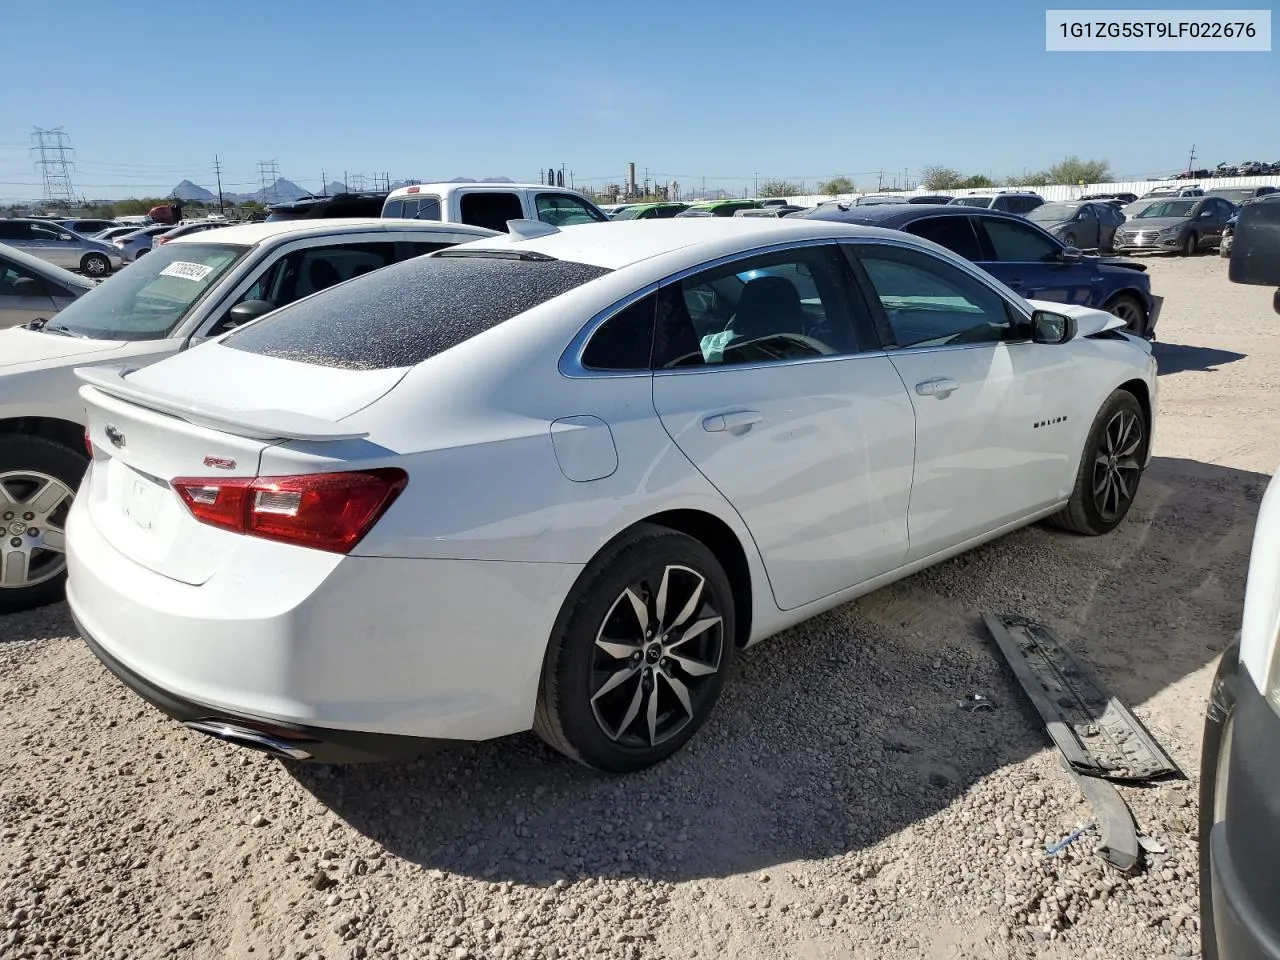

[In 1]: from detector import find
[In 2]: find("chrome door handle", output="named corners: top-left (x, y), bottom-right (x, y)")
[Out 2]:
top-left (702, 410), bottom-right (764, 433)
top-left (915, 378), bottom-right (958, 398)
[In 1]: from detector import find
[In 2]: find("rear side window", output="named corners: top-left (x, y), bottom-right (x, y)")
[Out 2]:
top-left (903, 217), bottom-right (982, 261)
top-left (535, 193), bottom-right (607, 225)
top-left (460, 192), bottom-right (524, 232)
top-left (223, 255), bottom-right (611, 370)
top-left (581, 294), bottom-right (655, 371)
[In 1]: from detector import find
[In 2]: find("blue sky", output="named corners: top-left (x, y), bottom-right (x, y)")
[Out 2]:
top-left (0, 0), bottom-right (1275, 201)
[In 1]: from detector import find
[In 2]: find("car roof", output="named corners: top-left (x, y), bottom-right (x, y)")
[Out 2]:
top-left (447, 218), bottom-right (901, 271)
top-left (385, 182), bottom-right (575, 198)
top-left (0, 241), bottom-right (95, 290)
top-left (168, 217), bottom-right (498, 246)
top-left (800, 203), bottom-right (1032, 227)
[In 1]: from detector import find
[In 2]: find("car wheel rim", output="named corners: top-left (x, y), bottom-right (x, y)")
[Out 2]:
top-left (1110, 300), bottom-right (1141, 329)
top-left (1092, 411), bottom-right (1142, 522)
top-left (0, 471), bottom-right (74, 590)
top-left (589, 564), bottom-right (724, 748)
top-left (85, 258), bottom-right (105, 275)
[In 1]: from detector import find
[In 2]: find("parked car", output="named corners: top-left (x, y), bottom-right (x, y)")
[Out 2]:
top-left (153, 221), bottom-right (235, 247)
top-left (380, 182), bottom-right (609, 231)
top-left (1081, 192), bottom-right (1139, 205)
top-left (734, 205), bottom-right (807, 217)
top-left (1140, 184), bottom-right (1204, 199)
top-left (0, 220), bottom-right (124, 277)
top-left (599, 204), bottom-right (635, 219)
top-left (58, 218), bottom-right (123, 236)
top-left (0, 242), bottom-right (95, 329)
top-left (112, 223), bottom-right (181, 262)
top-left (909, 194), bottom-right (954, 204)
top-left (93, 226), bottom-right (145, 243)
top-left (1114, 196), bottom-right (1236, 256)
top-left (612, 203), bottom-right (689, 220)
top-left (800, 204), bottom-right (1161, 337)
top-left (64, 217), bottom-right (1157, 769)
top-left (1207, 186), bottom-right (1278, 206)
top-left (1026, 200), bottom-right (1126, 250)
top-left (0, 218), bottom-right (497, 611)
top-left (266, 192), bottom-right (389, 222)
top-left (682, 199), bottom-right (760, 217)
top-left (948, 191), bottom-right (1044, 215)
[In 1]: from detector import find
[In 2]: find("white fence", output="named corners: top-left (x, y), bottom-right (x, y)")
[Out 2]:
top-left (786, 174), bottom-right (1280, 207)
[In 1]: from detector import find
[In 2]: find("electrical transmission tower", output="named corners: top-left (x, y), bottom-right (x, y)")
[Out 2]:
top-left (30, 127), bottom-right (79, 205)
top-left (347, 173), bottom-right (368, 192)
top-left (256, 159), bottom-right (281, 203)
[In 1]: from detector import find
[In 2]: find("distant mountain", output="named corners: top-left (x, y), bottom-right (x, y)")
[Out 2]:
top-left (171, 179), bottom-right (217, 202)
top-left (323, 181), bottom-right (349, 195)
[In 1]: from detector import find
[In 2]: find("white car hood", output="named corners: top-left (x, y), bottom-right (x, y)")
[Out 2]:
top-left (0, 327), bottom-right (129, 370)
top-left (1026, 299), bottom-right (1128, 340)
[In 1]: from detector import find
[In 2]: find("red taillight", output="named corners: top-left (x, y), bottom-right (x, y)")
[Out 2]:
top-left (84, 429), bottom-right (93, 457)
top-left (406, 186), bottom-right (420, 194)
top-left (155, 237), bottom-right (170, 244)
top-left (172, 469), bottom-right (407, 554)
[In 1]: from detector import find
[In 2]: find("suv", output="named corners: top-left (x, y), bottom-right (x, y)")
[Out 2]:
top-left (0, 218), bottom-right (497, 611)
top-left (380, 182), bottom-right (608, 232)
top-left (801, 203), bottom-right (1161, 338)
top-left (947, 191), bottom-right (1044, 215)
top-left (266, 192), bottom-right (389, 222)
top-left (1140, 185), bottom-right (1204, 199)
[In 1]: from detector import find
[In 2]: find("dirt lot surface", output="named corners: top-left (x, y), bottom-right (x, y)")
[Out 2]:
top-left (2, 255), bottom-right (1276, 960)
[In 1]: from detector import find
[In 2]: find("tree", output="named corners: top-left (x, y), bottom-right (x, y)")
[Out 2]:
top-left (958, 174), bottom-right (994, 189)
top-left (817, 176), bottom-right (856, 196)
top-left (920, 165), bottom-right (964, 190)
top-left (759, 179), bottom-right (802, 198)
top-left (1004, 172), bottom-right (1040, 187)
top-left (1041, 156), bottom-right (1112, 185)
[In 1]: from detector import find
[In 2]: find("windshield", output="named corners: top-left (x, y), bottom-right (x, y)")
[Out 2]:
top-left (952, 196), bottom-right (993, 208)
top-left (1028, 203), bottom-right (1080, 221)
top-left (43, 242), bottom-right (248, 341)
top-left (1136, 200), bottom-right (1197, 219)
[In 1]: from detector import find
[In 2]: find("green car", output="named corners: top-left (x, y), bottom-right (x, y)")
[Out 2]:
top-left (612, 202), bottom-right (689, 220)
top-left (679, 199), bottom-right (761, 217)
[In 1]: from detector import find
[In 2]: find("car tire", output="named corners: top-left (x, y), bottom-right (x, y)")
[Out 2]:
top-left (1199, 642), bottom-right (1239, 960)
top-left (0, 435), bottom-right (88, 613)
top-left (534, 523), bottom-right (736, 773)
top-left (1183, 232), bottom-right (1199, 256)
top-left (134, 248), bottom-right (148, 259)
top-left (1104, 294), bottom-right (1147, 336)
top-left (1046, 389), bottom-right (1147, 536)
top-left (80, 253), bottom-right (110, 276)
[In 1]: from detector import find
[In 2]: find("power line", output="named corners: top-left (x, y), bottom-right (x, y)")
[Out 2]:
top-left (30, 127), bottom-right (78, 205)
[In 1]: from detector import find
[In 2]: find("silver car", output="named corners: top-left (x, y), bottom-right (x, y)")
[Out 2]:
top-left (0, 242), bottom-right (95, 329)
top-left (112, 223), bottom-right (177, 263)
top-left (0, 219), bottom-right (124, 277)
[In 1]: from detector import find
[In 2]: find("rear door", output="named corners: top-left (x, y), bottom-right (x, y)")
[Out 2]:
top-left (649, 242), bottom-right (915, 610)
top-left (971, 216), bottom-right (1095, 306)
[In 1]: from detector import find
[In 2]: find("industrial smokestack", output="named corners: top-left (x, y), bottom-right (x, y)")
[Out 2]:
top-left (628, 162), bottom-right (636, 197)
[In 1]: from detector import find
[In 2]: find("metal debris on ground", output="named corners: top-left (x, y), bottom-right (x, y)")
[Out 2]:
top-left (958, 693), bottom-right (995, 711)
top-left (1067, 763), bottom-right (1141, 871)
top-left (1045, 822), bottom-right (1096, 856)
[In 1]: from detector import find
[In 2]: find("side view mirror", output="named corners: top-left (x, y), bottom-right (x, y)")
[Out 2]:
top-left (11, 277), bottom-right (42, 297)
top-left (1059, 246), bottom-right (1083, 263)
top-left (227, 299), bottom-right (275, 327)
top-left (1031, 309), bottom-right (1076, 344)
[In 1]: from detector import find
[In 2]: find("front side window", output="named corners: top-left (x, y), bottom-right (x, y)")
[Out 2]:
top-left (535, 193), bottom-right (607, 226)
top-left (854, 244), bottom-right (1015, 349)
top-left (902, 216), bottom-right (983, 260)
top-left (652, 246), bottom-right (863, 368)
top-left (0, 222), bottom-right (32, 241)
top-left (459, 192), bottom-right (524, 232)
top-left (30, 222), bottom-right (64, 242)
top-left (0, 258), bottom-right (46, 296)
top-left (978, 218), bottom-right (1060, 262)
top-left (40, 242), bottom-right (248, 341)
top-left (225, 254), bottom-right (611, 370)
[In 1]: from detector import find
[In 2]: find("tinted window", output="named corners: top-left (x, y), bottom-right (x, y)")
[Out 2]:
top-left (582, 294), bottom-right (655, 370)
top-left (855, 244), bottom-right (1014, 349)
top-left (405, 241), bottom-right (454, 258)
top-left (980, 219), bottom-right (1060, 262)
top-left (403, 196), bottom-right (442, 221)
top-left (382, 199), bottom-right (404, 218)
top-left (0, 222), bottom-right (31, 241)
top-left (225, 254), bottom-right (611, 370)
top-left (535, 193), bottom-right (607, 226)
top-left (459, 192), bottom-right (524, 232)
top-left (652, 245), bottom-right (862, 368)
top-left (952, 197), bottom-right (992, 209)
top-left (1078, 205), bottom-right (1097, 220)
top-left (902, 217), bottom-right (983, 261)
top-left (0, 257), bottom-right (47, 295)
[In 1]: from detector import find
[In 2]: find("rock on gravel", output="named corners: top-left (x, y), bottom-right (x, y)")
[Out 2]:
top-left (1, 258), bottom-right (1270, 959)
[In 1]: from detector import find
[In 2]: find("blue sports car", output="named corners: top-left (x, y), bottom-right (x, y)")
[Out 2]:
top-left (799, 204), bottom-right (1161, 338)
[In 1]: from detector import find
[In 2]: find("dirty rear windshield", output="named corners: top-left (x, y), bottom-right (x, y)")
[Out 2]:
top-left (222, 253), bottom-right (611, 370)
top-left (42, 242), bottom-right (248, 341)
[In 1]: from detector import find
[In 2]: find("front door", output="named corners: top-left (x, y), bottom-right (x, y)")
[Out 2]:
top-left (847, 241), bottom-right (1077, 561)
top-left (649, 243), bottom-right (915, 610)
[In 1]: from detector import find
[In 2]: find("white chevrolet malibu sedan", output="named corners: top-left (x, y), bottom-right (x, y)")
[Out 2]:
top-left (66, 217), bottom-right (1158, 772)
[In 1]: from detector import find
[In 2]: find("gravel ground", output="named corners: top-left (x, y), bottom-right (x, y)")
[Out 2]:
top-left (2, 254), bottom-right (1276, 960)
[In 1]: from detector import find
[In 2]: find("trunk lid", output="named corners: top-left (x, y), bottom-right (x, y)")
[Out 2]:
top-left (77, 350), bottom-right (405, 585)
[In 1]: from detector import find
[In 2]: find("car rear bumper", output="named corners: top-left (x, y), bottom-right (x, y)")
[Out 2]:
top-left (1203, 658), bottom-right (1280, 960)
top-left (66, 491), bottom-right (583, 750)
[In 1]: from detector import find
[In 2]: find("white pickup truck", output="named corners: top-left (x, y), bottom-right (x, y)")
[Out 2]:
top-left (380, 181), bottom-right (609, 232)
top-left (0, 217), bottom-right (495, 612)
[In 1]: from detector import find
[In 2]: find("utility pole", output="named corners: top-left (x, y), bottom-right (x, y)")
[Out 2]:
top-left (1187, 143), bottom-right (1197, 173)
top-left (214, 154), bottom-right (225, 213)
top-left (877, 169), bottom-right (884, 191)
top-left (320, 168), bottom-right (327, 195)
top-left (754, 172), bottom-right (758, 198)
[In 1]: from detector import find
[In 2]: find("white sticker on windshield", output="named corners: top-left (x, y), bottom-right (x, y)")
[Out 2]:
top-left (159, 261), bottom-right (215, 282)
